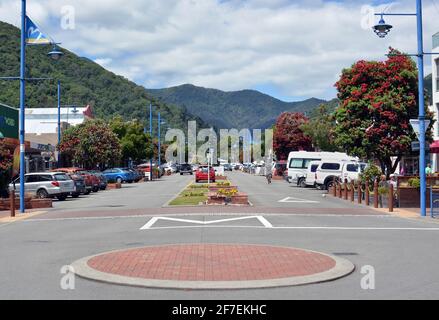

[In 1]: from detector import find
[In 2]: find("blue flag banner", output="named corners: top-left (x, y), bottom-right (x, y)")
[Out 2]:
top-left (25, 16), bottom-right (52, 45)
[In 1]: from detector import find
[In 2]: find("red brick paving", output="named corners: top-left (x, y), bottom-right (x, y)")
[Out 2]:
top-left (87, 244), bottom-right (336, 281)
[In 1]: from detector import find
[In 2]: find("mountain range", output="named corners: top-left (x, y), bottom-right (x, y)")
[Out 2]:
top-left (146, 85), bottom-right (337, 129)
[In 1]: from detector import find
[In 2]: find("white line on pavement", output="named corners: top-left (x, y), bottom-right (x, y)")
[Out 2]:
top-left (278, 197), bottom-right (320, 203)
top-left (140, 216), bottom-right (270, 230)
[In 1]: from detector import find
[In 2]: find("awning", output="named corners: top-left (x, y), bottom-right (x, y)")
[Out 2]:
top-left (430, 140), bottom-right (439, 153)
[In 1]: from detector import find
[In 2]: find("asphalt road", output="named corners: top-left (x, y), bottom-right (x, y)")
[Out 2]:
top-left (1, 171), bottom-right (439, 300)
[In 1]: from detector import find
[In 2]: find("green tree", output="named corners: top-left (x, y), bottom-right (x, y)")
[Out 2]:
top-left (109, 116), bottom-right (153, 165)
top-left (334, 48), bottom-right (434, 177)
top-left (58, 119), bottom-right (121, 169)
top-left (301, 104), bottom-right (340, 152)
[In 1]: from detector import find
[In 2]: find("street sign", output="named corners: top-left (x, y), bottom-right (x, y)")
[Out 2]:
top-left (411, 141), bottom-right (430, 152)
top-left (0, 104), bottom-right (19, 139)
top-left (410, 119), bottom-right (430, 140)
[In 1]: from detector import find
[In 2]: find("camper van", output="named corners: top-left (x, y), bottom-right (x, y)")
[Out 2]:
top-left (287, 151), bottom-right (357, 187)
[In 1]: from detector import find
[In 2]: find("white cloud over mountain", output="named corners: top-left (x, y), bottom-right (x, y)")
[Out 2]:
top-left (1, 0), bottom-right (438, 100)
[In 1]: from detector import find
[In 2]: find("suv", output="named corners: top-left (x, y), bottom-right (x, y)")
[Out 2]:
top-left (315, 161), bottom-right (366, 190)
top-left (9, 172), bottom-right (75, 201)
top-left (304, 161), bottom-right (321, 188)
top-left (180, 163), bottom-right (193, 175)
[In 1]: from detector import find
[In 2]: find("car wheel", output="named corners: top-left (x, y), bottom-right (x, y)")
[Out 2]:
top-left (84, 190), bottom-right (91, 195)
top-left (93, 187), bottom-right (99, 193)
top-left (299, 178), bottom-right (307, 188)
top-left (72, 193), bottom-right (80, 198)
top-left (116, 177), bottom-right (123, 184)
top-left (57, 195), bottom-right (67, 201)
top-left (325, 180), bottom-right (335, 190)
top-left (37, 189), bottom-right (49, 199)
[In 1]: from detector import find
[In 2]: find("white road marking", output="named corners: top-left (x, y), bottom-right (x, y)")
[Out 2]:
top-left (279, 197), bottom-right (320, 203)
top-left (140, 215), bottom-right (272, 230)
top-left (142, 225), bottom-right (439, 231)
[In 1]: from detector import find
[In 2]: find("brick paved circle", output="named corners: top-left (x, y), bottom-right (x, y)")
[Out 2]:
top-left (71, 244), bottom-right (355, 289)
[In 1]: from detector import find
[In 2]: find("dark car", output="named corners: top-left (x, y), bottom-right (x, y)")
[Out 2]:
top-left (67, 173), bottom-right (86, 197)
top-left (223, 163), bottom-right (233, 171)
top-left (123, 168), bottom-right (143, 182)
top-left (180, 163), bottom-right (193, 175)
top-left (89, 171), bottom-right (108, 190)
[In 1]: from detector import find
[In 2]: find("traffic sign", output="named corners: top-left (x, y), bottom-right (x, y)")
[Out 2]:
top-left (410, 119), bottom-right (430, 140)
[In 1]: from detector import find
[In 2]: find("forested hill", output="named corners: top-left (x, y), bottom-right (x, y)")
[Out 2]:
top-left (0, 21), bottom-right (207, 132)
top-left (146, 84), bottom-right (332, 129)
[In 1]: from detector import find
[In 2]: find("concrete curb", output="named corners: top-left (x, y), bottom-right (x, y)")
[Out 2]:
top-left (71, 244), bottom-right (355, 290)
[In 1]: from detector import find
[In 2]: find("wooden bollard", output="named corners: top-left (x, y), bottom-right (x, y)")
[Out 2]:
top-left (358, 183), bottom-right (362, 204)
top-left (333, 178), bottom-right (337, 197)
top-left (350, 181), bottom-right (355, 202)
top-left (374, 180), bottom-right (379, 208)
top-left (365, 181), bottom-right (370, 206)
top-left (389, 183), bottom-right (394, 213)
top-left (338, 182), bottom-right (342, 198)
top-left (343, 180), bottom-right (348, 200)
top-left (10, 189), bottom-right (15, 218)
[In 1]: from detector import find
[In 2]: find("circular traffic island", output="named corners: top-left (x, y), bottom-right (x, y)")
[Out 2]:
top-left (71, 244), bottom-right (355, 290)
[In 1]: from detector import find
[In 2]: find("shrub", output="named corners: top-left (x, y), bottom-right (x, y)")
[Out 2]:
top-left (408, 178), bottom-right (421, 188)
top-left (360, 163), bottom-right (382, 185)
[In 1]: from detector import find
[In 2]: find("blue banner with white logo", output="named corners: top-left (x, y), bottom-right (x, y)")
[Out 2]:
top-left (25, 16), bottom-right (52, 45)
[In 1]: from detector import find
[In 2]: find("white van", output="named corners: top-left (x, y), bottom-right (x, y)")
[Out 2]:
top-left (315, 161), bottom-right (367, 190)
top-left (287, 151), bottom-right (357, 187)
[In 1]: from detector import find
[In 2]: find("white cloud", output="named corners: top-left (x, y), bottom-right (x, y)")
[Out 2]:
top-left (1, 0), bottom-right (438, 100)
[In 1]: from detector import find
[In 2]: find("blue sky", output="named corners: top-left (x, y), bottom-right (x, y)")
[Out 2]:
top-left (1, 0), bottom-right (438, 102)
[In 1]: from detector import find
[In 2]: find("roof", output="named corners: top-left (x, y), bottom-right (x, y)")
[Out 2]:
top-left (26, 107), bottom-right (88, 116)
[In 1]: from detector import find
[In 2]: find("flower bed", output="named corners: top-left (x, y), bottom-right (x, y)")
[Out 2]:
top-left (0, 197), bottom-right (52, 210)
top-left (207, 192), bottom-right (249, 206)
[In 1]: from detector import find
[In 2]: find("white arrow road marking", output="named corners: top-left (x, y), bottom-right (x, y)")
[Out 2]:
top-left (140, 215), bottom-right (272, 230)
top-left (279, 197), bottom-right (320, 203)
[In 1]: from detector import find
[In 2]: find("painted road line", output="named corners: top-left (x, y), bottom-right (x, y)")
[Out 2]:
top-left (278, 197), bottom-right (320, 203)
top-left (141, 225), bottom-right (439, 231)
top-left (140, 215), bottom-right (272, 230)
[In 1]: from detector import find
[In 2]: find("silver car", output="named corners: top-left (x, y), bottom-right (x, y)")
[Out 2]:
top-left (9, 172), bottom-right (75, 201)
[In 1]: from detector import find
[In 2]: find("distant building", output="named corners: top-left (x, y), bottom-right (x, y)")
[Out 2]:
top-left (25, 105), bottom-right (93, 134)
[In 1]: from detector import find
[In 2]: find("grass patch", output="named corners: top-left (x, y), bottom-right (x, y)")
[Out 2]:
top-left (169, 184), bottom-right (208, 206)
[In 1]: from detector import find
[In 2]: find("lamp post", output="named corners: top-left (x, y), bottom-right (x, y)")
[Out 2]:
top-left (372, 0), bottom-right (439, 217)
top-left (149, 103), bottom-right (153, 181)
top-left (18, 0), bottom-right (63, 213)
top-left (157, 114), bottom-right (166, 169)
top-left (57, 80), bottom-right (61, 167)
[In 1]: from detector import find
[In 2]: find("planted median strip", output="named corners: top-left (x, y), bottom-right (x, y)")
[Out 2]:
top-left (169, 183), bottom-right (210, 206)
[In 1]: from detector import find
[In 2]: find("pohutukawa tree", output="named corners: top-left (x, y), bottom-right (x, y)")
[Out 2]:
top-left (0, 139), bottom-right (13, 197)
top-left (273, 112), bottom-right (313, 160)
top-left (58, 119), bottom-right (122, 169)
top-left (334, 48), bottom-right (434, 177)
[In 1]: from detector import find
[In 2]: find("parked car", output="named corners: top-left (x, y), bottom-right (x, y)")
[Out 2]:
top-left (195, 166), bottom-right (216, 183)
top-left (66, 173), bottom-right (86, 197)
top-left (56, 168), bottom-right (93, 194)
top-left (88, 170), bottom-right (108, 190)
top-left (315, 161), bottom-right (367, 190)
top-left (9, 172), bottom-right (75, 201)
top-left (102, 168), bottom-right (134, 184)
top-left (287, 151), bottom-right (357, 187)
top-left (273, 161), bottom-right (287, 176)
top-left (304, 161), bottom-right (321, 188)
top-left (180, 163), bottom-right (193, 175)
top-left (122, 168), bottom-right (142, 182)
top-left (222, 163), bottom-right (233, 171)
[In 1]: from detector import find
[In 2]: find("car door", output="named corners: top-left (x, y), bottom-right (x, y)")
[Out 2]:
top-left (25, 175), bottom-right (40, 194)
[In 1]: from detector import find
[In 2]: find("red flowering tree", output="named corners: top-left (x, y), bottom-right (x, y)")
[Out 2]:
top-left (0, 139), bottom-right (13, 196)
top-left (334, 48), bottom-right (434, 176)
top-left (273, 112), bottom-right (313, 160)
top-left (58, 119), bottom-right (121, 169)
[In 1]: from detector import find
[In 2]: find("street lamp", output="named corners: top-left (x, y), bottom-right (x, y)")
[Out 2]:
top-left (48, 44), bottom-right (64, 61)
top-left (371, 0), bottom-right (439, 217)
top-left (373, 14), bottom-right (393, 38)
top-left (157, 114), bottom-right (166, 168)
top-left (18, 0), bottom-right (63, 213)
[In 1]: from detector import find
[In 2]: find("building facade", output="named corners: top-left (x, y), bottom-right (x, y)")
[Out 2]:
top-left (430, 32), bottom-right (439, 172)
